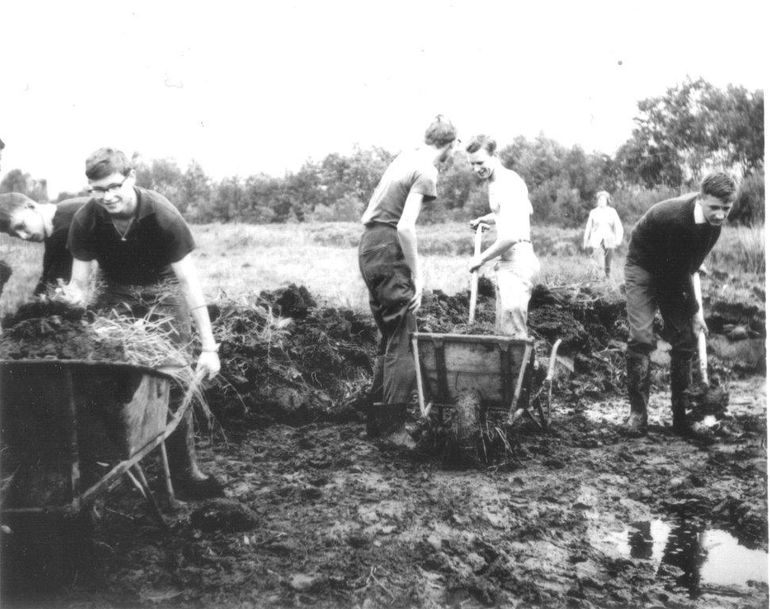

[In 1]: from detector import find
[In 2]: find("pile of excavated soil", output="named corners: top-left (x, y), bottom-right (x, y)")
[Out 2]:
top-left (206, 284), bottom-right (377, 426)
top-left (0, 302), bottom-right (126, 361)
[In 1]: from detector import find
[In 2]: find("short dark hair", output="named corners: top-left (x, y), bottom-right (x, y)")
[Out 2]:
top-left (0, 192), bottom-right (35, 234)
top-left (465, 134), bottom-right (497, 156)
top-left (85, 148), bottom-right (133, 180)
top-left (700, 172), bottom-right (738, 204)
top-left (424, 115), bottom-right (457, 148)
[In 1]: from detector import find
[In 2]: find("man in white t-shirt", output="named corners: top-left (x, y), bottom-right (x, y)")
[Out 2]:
top-left (583, 190), bottom-right (624, 278)
top-left (466, 135), bottom-right (539, 337)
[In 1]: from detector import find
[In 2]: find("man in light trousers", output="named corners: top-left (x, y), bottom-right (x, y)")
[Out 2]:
top-left (466, 135), bottom-right (539, 337)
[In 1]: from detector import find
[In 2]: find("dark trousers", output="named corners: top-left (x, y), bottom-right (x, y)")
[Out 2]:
top-left (358, 224), bottom-right (416, 405)
top-left (624, 262), bottom-right (696, 358)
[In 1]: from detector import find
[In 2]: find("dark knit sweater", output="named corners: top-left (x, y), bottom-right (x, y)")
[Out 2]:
top-left (626, 193), bottom-right (721, 314)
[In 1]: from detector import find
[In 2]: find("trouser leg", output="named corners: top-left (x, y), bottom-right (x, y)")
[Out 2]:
top-left (495, 247), bottom-right (539, 338)
top-left (166, 406), bottom-right (203, 480)
top-left (604, 247), bottom-right (614, 278)
top-left (359, 226), bottom-right (416, 436)
top-left (625, 349), bottom-right (651, 432)
top-left (366, 355), bottom-right (385, 436)
top-left (624, 263), bottom-right (657, 433)
top-left (670, 352), bottom-right (692, 433)
top-left (661, 298), bottom-right (697, 434)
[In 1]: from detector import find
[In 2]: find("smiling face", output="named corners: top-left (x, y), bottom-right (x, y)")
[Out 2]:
top-left (88, 170), bottom-right (137, 217)
top-left (698, 194), bottom-right (733, 226)
top-left (467, 148), bottom-right (495, 181)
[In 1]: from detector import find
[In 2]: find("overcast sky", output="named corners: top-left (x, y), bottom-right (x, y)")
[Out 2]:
top-left (1, 0), bottom-right (766, 197)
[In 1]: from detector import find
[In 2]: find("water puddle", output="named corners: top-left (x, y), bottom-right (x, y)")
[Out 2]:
top-left (601, 519), bottom-right (767, 597)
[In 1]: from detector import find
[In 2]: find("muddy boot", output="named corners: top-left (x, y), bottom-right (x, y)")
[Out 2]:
top-left (670, 353), bottom-right (693, 436)
top-left (167, 409), bottom-right (225, 500)
top-left (378, 403), bottom-right (415, 449)
top-left (366, 356), bottom-right (385, 437)
top-left (624, 350), bottom-right (650, 435)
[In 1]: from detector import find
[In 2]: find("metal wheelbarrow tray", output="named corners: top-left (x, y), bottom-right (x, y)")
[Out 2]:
top-left (412, 332), bottom-right (559, 429)
top-left (0, 359), bottom-right (186, 520)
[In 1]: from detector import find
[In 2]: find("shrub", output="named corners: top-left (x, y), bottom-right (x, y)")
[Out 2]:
top-left (729, 170), bottom-right (765, 226)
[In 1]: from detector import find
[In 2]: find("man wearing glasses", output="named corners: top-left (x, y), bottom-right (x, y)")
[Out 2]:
top-left (64, 147), bottom-right (223, 499)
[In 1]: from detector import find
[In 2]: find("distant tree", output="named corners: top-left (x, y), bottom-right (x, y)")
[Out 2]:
top-left (56, 190), bottom-right (89, 202)
top-left (134, 157), bottom-right (185, 210)
top-left (616, 78), bottom-right (764, 187)
top-left (0, 169), bottom-right (49, 201)
top-left (181, 160), bottom-right (212, 220)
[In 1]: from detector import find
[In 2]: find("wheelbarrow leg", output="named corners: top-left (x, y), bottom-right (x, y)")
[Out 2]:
top-left (126, 465), bottom-right (168, 530)
top-left (158, 441), bottom-right (183, 509)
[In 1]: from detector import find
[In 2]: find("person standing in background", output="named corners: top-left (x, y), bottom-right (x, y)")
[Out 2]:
top-left (583, 190), bottom-right (624, 278)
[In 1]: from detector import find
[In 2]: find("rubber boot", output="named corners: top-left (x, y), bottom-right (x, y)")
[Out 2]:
top-left (624, 350), bottom-right (650, 435)
top-left (366, 356), bottom-right (385, 437)
top-left (167, 408), bottom-right (224, 500)
top-left (670, 353), bottom-right (693, 436)
top-left (376, 403), bottom-right (414, 449)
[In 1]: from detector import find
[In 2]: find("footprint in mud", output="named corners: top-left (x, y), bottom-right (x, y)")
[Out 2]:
top-left (189, 498), bottom-right (260, 532)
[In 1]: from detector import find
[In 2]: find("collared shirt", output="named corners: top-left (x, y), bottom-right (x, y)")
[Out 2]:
top-left (68, 187), bottom-right (195, 286)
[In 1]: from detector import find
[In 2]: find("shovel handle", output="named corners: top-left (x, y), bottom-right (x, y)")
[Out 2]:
top-left (698, 330), bottom-right (709, 385)
top-left (469, 224), bottom-right (485, 324)
top-left (692, 270), bottom-right (709, 385)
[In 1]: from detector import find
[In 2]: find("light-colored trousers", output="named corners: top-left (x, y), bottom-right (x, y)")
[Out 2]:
top-left (494, 243), bottom-right (540, 337)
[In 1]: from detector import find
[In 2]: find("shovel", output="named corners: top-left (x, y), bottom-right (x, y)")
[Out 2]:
top-left (469, 223), bottom-right (488, 324)
top-left (688, 270), bottom-right (729, 415)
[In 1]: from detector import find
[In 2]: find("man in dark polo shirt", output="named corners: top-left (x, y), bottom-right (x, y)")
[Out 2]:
top-left (0, 193), bottom-right (88, 294)
top-left (623, 172), bottom-right (737, 436)
top-left (64, 147), bottom-right (223, 499)
top-left (358, 115), bottom-right (458, 444)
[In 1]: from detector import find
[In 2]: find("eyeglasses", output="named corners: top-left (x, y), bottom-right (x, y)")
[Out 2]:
top-left (88, 175), bottom-right (129, 196)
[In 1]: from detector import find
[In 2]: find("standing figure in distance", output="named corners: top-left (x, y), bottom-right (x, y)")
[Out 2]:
top-left (583, 190), bottom-right (623, 279)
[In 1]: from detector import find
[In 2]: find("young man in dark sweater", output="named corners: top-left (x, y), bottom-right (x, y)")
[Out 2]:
top-left (0, 193), bottom-right (89, 294)
top-left (623, 172), bottom-right (737, 435)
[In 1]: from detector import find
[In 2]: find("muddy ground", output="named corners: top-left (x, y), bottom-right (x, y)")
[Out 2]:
top-left (4, 379), bottom-right (765, 609)
top-left (0, 283), bottom-right (767, 609)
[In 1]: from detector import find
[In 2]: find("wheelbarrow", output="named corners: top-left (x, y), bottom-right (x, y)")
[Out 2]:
top-left (411, 333), bottom-right (562, 430)
top-left (0, 359), bottom-right (193, 589)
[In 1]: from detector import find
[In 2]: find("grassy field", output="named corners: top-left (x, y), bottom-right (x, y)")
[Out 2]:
top-left (0, 221), bottom-right (765, 316)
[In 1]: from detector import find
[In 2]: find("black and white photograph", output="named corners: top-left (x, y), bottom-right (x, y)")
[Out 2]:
top-left (0, 1), bottom-right (766, 607)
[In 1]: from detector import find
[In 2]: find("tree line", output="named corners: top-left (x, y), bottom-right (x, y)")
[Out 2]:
top-left (1, 78), bottom-right (763, 227)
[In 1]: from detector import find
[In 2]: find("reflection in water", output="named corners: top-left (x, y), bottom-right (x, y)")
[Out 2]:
top-left (621, 519), bottom-right (768, 598)
top-left (657, 519), bottom-right (707, 598)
